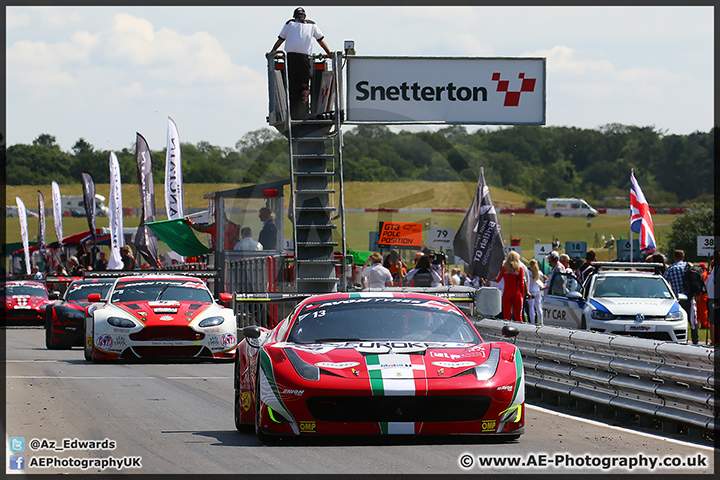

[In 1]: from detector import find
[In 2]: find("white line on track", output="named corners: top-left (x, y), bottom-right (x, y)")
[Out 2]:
top-left (6, 376), bottom-right (232, 380)
top-left (526, 404), bottom-right (713, 451)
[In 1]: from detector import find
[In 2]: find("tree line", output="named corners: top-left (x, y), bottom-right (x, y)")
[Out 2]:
top-left (5, 124), bottom-right (714, 206)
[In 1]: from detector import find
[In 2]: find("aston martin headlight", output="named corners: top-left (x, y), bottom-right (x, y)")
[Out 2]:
top-left (107, 316), bottom-right (136, 328)
top-left (284, 348), bottom-right (320, 382)
top-left (474, 348), bottom-right (500, 381)
top-left (666, 309), bottom-right (684, 322)
top-left (591, 309), bottom-right (615, 320)
top-left (199, 316), bottom-right (224, 327)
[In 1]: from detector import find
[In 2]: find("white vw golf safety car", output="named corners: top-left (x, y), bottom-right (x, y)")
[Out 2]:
top-left (84, 274), bottom-right (237, 362)
top-left (543, 262), bottom-right (688, 343)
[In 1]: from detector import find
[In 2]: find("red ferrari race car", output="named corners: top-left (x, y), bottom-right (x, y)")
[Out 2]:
top-left (45, 277), bottom-right (116, 349)
top-left (2, 280), bottom-right (53, 325)
top-left (234, 291), bottom-right (524, 441)
top-left (84, 274), bottom-right (237, 362)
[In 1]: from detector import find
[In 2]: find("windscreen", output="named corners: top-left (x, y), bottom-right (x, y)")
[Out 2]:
top-left (110, 279), bottom-right (213, 304)
top-left (3, 284), bottom-right (47, 297)
top-left (288, 297), bottom-right (481, 344)
top-left (593, 276), bottom-right (673, 299)
top-left (66, 281), bottom-right (115, 302)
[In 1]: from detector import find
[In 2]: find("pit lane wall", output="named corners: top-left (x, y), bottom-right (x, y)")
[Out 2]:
top-left (473, 318), bottom-right (715, 437)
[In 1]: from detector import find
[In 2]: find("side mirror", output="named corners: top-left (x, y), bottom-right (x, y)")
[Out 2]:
top-left (49, 291), bottom-right (61, 300)
top-left (566, 291), bottom-right (583, 300)
top-left (501, 325), bottom-right (519, 338)
top-left (218, 292), bottom-right (233, 303)
top-left (677, 293), bottom-right (688, 301)
top-left (242, 325), bottom-right (261, 339)
top-left (88, 293), bottom-right (102, 302)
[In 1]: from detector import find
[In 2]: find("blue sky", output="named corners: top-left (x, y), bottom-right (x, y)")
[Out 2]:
top-left (6, 6), bottom-right (714, 152)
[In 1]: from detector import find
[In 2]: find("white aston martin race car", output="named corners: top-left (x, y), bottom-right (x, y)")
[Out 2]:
top-left (84, 274), bottom-right (237, 362)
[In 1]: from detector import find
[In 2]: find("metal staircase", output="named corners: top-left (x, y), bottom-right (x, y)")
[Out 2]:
top-left (267, 51), bottom-right (347, 293)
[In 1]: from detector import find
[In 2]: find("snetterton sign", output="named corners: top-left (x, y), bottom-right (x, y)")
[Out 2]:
top-left (345, 57), bottom-right (546, 125)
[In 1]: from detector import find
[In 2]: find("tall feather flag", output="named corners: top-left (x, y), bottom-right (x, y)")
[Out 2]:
top-left (630, 169), bottom-right (657, 254)
top-left (51, 181), bottom-right (63, 244)
top-left (165, 117), bottom-right (184, 219)
top-left (37, 191), bottom-right (48, 267)
top-left (107, 152), bottom-right (125, 270)
top-left (453, 167), bottom-right (507, 280)
top-left (80, 172), bottom-right (97, 245)
top-left (134, 133), bottom-right (160, 268)
top-left (16, 197), bottom-right (31, 275)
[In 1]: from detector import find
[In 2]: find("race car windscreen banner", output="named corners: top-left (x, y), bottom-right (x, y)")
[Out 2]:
top-left (16, 196), bottom-right (31, 275)
top-left (165, 117), bottom-right (184, 220)
top-left (81, 171), bottom-right (97, 245)
top-left (453, 167), bottom-right (506, 280)
top-left (134, 133), bottom-right (160, 268)
top-left (51, 180), bottom-right (63, 244)
top-left (108, 151), bottom-right (125, 270)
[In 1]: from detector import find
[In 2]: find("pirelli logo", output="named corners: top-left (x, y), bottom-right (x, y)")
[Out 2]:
top-left (481, 419), bottom-right (497, 432)
top-left (299, 421), bottom-right (317, 433)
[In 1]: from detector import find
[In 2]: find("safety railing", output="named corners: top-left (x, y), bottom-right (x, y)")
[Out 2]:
top-left (473, 318), bottom-right (715, 437)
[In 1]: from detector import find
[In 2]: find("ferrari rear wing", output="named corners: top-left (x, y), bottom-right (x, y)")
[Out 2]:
top-left (233, 286), bottom-right (502, 319)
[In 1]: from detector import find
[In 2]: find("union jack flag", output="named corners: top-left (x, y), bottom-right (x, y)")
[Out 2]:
top-left (630, 170), bottom-right (657, 253)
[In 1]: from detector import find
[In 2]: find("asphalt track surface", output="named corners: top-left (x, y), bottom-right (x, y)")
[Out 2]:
top-left (5, 327), bottom-right (714, 475)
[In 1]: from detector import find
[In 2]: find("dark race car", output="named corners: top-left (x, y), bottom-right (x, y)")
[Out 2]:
top-left (234, 291), bottom-right (524, 441)
top-left (2, 280), bottom-right (53, 326)
top-left (45, 277), bottom-right (116, 349)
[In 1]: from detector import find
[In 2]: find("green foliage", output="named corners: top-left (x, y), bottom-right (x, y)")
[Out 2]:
top-left (5, 125), bottom-right (714, 208)
top-left (664, 204), bottom-right (714, 262)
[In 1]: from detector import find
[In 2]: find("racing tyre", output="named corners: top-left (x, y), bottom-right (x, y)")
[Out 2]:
top-left (84, 324), bottom-right (94, 362)
top-left (45, 312), bottom-right (61, 350)
top-left (254, 370), bottom-right (270, 442)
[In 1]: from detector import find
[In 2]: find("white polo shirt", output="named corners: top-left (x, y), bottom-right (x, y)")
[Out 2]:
top-left (278, 19), bottom-right (324, 55)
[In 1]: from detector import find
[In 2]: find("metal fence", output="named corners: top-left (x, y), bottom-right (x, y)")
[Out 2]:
top-left (473, 318), bottom-right (715, 436)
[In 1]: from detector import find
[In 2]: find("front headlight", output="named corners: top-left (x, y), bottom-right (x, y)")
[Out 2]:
top-left (591, 309), bottom-right (615, 320)
top-left (474, 348), bottom-right (500, 381)
top-left (107, 316), bottom-right (136, 328)
top-left (666, 309), bottom-right (684, 322)
top-left (66, 310), bottom-right (86, 321)
top-left (284, 348), bottom-right (320, 382)
top-left (199, 316), bottom-right (224, 327)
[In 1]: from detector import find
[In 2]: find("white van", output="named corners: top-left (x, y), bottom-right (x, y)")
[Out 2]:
top-left (62, 194), bottom-right (111, 217)
top-left (545, 198), bottom-right (598, 218)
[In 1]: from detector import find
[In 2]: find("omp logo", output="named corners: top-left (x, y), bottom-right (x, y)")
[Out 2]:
top-left (299, 421), bottom-right (317, 433)
top-left (481, 419), bottom-right (497, 432)
top-left (492, 72), bottom-right (537, 106)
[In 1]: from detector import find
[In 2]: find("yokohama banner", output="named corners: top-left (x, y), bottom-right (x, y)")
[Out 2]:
top-left (108, 152), bottom-right (125, 270)
top-left (134, 133), bottom-right (160, 268)
top-left (51, 181), bottom-right (63, 243)
top-left (346, 57), bottom-right (545, 124)
top-left (165, 117), bottom-right (184, 220)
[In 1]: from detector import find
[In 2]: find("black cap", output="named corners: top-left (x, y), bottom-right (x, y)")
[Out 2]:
top-left (294, 7), bottom-right (306, 18)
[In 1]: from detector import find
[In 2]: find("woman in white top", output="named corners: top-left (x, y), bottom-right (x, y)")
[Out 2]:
top-left (406, 255), bottom-right (442, 287)
top-left (527, 259), bottom-right (545, 324)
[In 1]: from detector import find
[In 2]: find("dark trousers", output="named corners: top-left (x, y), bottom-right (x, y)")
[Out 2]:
top-left (287, 52), bottom-right (312, 120)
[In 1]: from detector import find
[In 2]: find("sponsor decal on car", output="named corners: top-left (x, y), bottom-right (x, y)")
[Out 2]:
top-left (481, 419), bottom-right (497, 432)
top-left (97, 335), bottom-right (113, 348)
top-left (299, 421), bottom-right (316, 433)
top-left (159, 315), bottom-right (174, 321)
top-left (314, 361), bottom-right (360, 369)
top-left (222, 333), bottom-right (236, 347)
top-left (282, 389), bottom-right (305, 396)
top-left (431, 361), bottom-right (477, 368)
top-left (241, 392), bottom-right (251, 411)
top-left (153, 307), bottom-right (178, 313)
